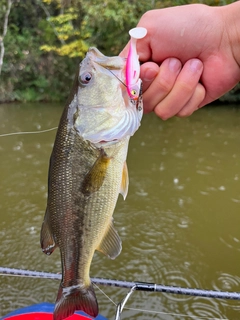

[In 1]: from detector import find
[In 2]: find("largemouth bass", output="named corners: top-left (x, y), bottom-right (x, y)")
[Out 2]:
top-left (40, 47), bottom-right (143, 320)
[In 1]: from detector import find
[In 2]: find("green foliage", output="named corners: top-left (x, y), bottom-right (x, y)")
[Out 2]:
top-left (38, 0), bottom-right (152, 57)
top-left (0, 0), bottom-right (153, 102)
top-left (0, 0), bottom-right (239, 103)
top-left (81, 0), bottom-right (152, 55)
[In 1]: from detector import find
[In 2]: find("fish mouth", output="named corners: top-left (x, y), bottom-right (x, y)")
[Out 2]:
top-left (93, 54), bottom-right (143, 114)
top-left (74, 47), bottom-right (143, 145)
top-left (87, 47), bottom-right (125, 70)
top-left (87, 47), bottom-right (142, 108)
top-left (89, 48), bottom-right (129, 93)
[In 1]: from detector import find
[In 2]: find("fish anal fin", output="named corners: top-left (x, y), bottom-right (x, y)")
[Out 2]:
top-left (54, 282), bottom-right (98, 320)
top-left (120, 161), bottom-right (129, 200)
top-left (97, 219), bottom-right (122, 259)
top-left (40, 213), bottom-right (56, 255)
top-left (82, 148), bottom-right (111, 195)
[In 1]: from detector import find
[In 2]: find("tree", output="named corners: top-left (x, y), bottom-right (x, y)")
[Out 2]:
top-left (39, 0), bottom-right (153, 57)
top-left (0, 0), bottom-right (239, 103)
top-left (0, 0), bottom-right (12, 76)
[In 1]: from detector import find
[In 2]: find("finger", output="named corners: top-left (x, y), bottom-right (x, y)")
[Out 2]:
top-left (140, 62), bottom-right (159, 92)
top-left (119, 42), bottom-right (130, 58)
top-left (153, 59), bottom-right (203, 119)
top-left (142, 58), bottom-right (182, 113)
top-left (176, 83), bottom-right (206, 117)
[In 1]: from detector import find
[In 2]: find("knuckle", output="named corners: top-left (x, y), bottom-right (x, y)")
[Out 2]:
top-left (156, 76), bottom-right (174, 94)
top-left (140, 10), bottom-right (154, 23)
top-left (178, 81), bottom-right (194, 94)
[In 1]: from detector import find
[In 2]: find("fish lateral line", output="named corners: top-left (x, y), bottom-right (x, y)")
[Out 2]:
top-left (38, 46), bottom-right (144, 320)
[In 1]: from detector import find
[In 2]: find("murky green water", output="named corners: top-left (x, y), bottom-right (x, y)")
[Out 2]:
top-left (1, 102), bottom-right (240, 319)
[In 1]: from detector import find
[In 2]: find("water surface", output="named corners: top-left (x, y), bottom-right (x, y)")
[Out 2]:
top-left (1, 103), bottom-right (240, 319)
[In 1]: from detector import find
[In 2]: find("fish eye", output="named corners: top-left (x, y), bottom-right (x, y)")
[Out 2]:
top-left (79, 72), bottom-right (92, 85)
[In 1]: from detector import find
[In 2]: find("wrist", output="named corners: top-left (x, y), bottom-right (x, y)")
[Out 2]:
top-left (220, 2), bottom-right (240, 68)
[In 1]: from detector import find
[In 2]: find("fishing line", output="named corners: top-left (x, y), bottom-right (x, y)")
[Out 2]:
top-left (0, 126), bottom-right (58, 137)
top-left (106, 68), bottom-right (127, 88)
top-left (93, 283), bottom-right (117, 307)
top-left (94, 284), bottom-right (227, 320)
top-left (121, 306), bottom-right (227, 320)
top-left (0, 267), bottom-right (231, 320)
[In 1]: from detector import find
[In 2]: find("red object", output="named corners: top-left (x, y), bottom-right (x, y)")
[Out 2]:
top-left (3, 303), bottom-right (107, 320)
top-left (5, 313), bottom-right (90, 320)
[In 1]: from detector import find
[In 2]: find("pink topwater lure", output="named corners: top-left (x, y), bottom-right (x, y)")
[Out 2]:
top-left (126, 27), bottom-right (147, 100)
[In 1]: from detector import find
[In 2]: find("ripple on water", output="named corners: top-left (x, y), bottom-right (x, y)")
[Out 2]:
top-left (212, 272), bottom-right (240, 310)
top-left (161, 267), bottom-right (201, 302)
top-left (219, 235), bottom-right (240, 252)
top-left (183, 296), bottom-right (226, 320)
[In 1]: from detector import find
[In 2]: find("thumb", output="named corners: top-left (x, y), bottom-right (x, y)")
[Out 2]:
top-left (119, 27), bottom-right (151, 61)
top-left (119, 41), bottom-right (130, 58)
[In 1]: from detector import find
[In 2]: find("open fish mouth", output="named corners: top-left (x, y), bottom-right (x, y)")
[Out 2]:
top-left (73, 47), bottom-right (143, 145)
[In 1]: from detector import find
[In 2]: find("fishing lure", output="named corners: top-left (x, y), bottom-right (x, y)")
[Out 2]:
top-left (126, 27), bottom-right (147, 100)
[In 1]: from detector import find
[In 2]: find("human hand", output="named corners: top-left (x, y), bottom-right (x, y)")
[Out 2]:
top-left (120, 3), bottom-right (240, 119)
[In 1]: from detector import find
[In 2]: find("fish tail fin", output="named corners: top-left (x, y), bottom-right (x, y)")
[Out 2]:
top-left (53, 282), bottom-right (98, 320)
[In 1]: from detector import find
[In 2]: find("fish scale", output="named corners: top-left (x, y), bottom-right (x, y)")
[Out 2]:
top-left (40, 47), bottom-right (143, 320)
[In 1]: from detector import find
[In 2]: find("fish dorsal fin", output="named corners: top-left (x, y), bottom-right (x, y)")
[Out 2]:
top-left (97, 219), bottom-right (122, 259)
top-left (40, 211), bottom-right (56, 255)
top-left (120, 161), bottom-right (129, 200)
top-left (82, 148), bottom-right (111, 195)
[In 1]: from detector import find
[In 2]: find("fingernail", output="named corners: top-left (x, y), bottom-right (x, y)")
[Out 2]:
top-left (190, 59), bottom-right (203, 72)
top-left (168, 58), bottom-right (181, 72)
top-left (143, 68), bottom-right (158, 81)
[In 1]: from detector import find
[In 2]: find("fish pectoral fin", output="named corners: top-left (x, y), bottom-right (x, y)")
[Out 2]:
top-left (40, 215), bottom-right (56, 255)
top-left (97, 219), bottom-right (122, 259)
top-left (81, 148), bottom-right (111, 195)
top-left (120, 161), bottom-right (129, 200)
